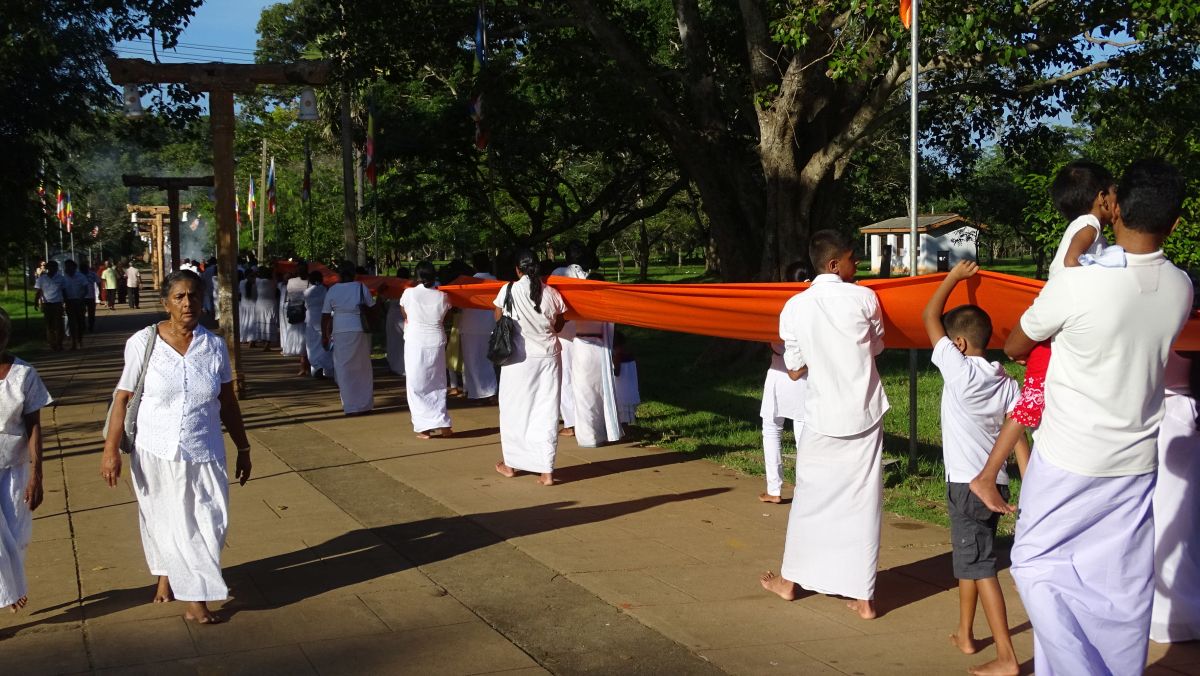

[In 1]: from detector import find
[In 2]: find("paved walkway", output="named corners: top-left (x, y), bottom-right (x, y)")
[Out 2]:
top-left (3, 305), bottom-right (1198, 675)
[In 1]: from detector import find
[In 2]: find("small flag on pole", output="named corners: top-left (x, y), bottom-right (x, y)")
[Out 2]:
top-left (65, 192), bottom-right (73, 232)
top-left (468, 94), bottom-right (488, 150)
top-left (236, 192), bottom-right (242, 228)
top-left (247, 178), bottom-right (256, 222)
top-left (900, 0), bottom-right (913, 29)
top-left (267, 157), bottom-right (277, 214)
top-left (365, 111), bottom-right (377, 187)
top-left (474, 2), bottom-right (488, 72)
top-left (302, 140), bottom-right (312, 201)
top-left (56, 187), bottom-right (65, 223)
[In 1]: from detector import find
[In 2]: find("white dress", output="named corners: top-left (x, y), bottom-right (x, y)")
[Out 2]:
top-left (0, 359), bottom-right (52, 608)
top-left (237, 279), bottom-right (257, 341)
top-left (460, 272), bottom-right (498, 399)
top-left (323, 281), bottom-right (374, 414)
top-left (400, 285), bottom-right (452, 432)
top-left (550, 264), bottom-right (586, 428)
top-left (303, 284), bottom-right (334, 377)
top-left (280, 278), bottom-right (307, 356)
top-left (571, 320), bottom-right (622, 448)
top-left (494, 277), bottom-right (567, 473)
top-left (385, 299), bottom-right (405, 376)
top-left (255, 278), bottom-right (279, 343)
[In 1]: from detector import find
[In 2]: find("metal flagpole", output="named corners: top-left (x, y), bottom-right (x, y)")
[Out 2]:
top-left (906, 0), bottom-right (921, 473)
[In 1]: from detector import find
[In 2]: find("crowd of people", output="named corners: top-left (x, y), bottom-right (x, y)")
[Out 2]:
top-left (31, 258), bottom-right (142, 350)
top-left (2, 159), bottom-right (1197, 676)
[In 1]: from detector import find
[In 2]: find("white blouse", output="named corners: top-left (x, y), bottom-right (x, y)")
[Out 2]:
top-left (116, 325), bottom-right (232, 464)
top-left (322, 281), bottom-right (375, 335)
top-left (399, 284), bottom-right (450, 339)
top-left (0, 359), bottom-right (53, 468)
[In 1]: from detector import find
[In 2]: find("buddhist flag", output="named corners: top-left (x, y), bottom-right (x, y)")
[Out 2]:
top-left (468, 94), bottom-right (488, 150)
top-left (474, 2), bottom-right (488, 72)
top-left (301, 140), bottom-right (312, 201)
top-left (65, 192), bottom-right (73, 232)
top-left (900, 0), bottom-right (912, 29)
top-left (235, 192), bottom-right (242, 228)
top-left (267, 157), bottom-right (277, 214)
top-left (365, 110), bottom-right (377, 187)
top-left (56, 187), bottom-right (65, 223)
top-left (247, 177), bottom-right (256, 221)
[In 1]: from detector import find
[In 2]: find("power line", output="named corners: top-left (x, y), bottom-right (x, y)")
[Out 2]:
top-left (115, 46), bottom-right (257, 64)
top-left (122, 37), bottom-right (258, 55)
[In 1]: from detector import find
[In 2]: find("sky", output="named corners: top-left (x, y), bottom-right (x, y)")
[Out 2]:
top-left (113, 0), bottom-right (277, 65)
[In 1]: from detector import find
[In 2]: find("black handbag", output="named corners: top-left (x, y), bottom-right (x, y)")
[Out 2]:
top-left (487, 282), bottom-right (518, 366)
top-left (286, 301), bottom-right (306, 324)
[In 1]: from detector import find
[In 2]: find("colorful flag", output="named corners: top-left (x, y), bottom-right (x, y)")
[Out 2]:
top-left (900, 0), bottom-right (912, 29)
top-left (474, 2), bottom-right (488, 72)
top-left (365, 110), bottom-right (377, 187)
top-left (235, 192), bottom-right (242, 228)
top-left (302, 139), bottom-right (312, 201)
top-left (56, 187), bottom-right (65, 223)
top-left (267, 157), bottom-right (277, 214)
top-left (65, 192), bottom-right (73, 232)
top-left (468, 94), bottom-right (488, 150)
top-left (37, 182), bottom-right (47, 214)
top-left (247, 177), bottom-right (256, 222)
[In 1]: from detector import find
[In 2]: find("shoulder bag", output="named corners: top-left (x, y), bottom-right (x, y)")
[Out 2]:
top-left (101, 324), bottom-right (158, 453)
top-left (487, 283), bottom-right (519, 366)
top-left (286, 289), bottom-right (306, 324)
top-left (357, 283), bottom-right (381, 333)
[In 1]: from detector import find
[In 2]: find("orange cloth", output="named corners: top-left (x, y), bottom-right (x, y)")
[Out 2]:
top-left (275, 263), bottom-right (1200, 350)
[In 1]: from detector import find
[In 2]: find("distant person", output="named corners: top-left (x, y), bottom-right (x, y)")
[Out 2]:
top-left (923, 260), bottom-right (1025, 675)
top-left (254, 271), bottom-right (278, 351)
top-left (101, 260), bottom-right (119, 310)
top-left (494, 248), bottom-right (567, 486)
top-left (322, 261), bottom-right (375, 415)
top-left (459, 253), bottom-right (498, 402)
top-left (116, 258), bottom-right (128, 306)
top-left (612, 330), bottom-right (640, 432)
top-left (33, 261), bottom-right (64, 351)
top-left (61, 260), bottom-right (89, 350)
top-left (125, 261), bottom-right (142, 310)
top-left (0, 307), bottom-right (53, 613)
top-left (399, 261), bottom-right (453, 439)
top-left (385, 267), bottom-right (411, 376)
top-left (80, 261), bottom-right (99, 331)
top-left (201, 257), bottom-right (217, 315)
top-left (281, 265), bottom-right (309, 375)
top-left (550, 241), bottom-right (589, 437)
top-left (760, 230), bottom-right (886, 621)
top-left (758, 261), bottom-right (811, 504)
top-left (238, 269), bottom-right (260, 345)
top-left (303, 270), bottom-right (333, 378)
top-left (571, 270), bottom-right (621, 448)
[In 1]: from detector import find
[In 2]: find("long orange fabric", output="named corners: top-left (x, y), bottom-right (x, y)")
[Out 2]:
top-left (275, 262), bottom-right (1200, 350)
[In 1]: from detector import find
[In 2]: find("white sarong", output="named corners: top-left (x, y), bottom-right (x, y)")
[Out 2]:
top-left (780, 423), bottom-right (882, 600)
top-left (237, 290), bottom-right (257, 342)
top-left (333, 331), bottom-right (373, 414)
top-left (280, 298), bottom-right (306, 356)
top-left (558, 332), bottom-right (575, 428)
top-left (1011, 450), bottom-right (1155, 675)
top-left (461, 332), bottom-right (498, 399)
top-left (385, 302), bottom-right (405, 376)
top-left (305, 323), bottom-right (334, 377)
top-left (0, 463), bottom-right (32, 607)
top-left (404, 334), bottom-right (451, 432)
top-left (255, 286), bottom-right (278, 343)
top-left (615, 360), bottom-right (640, 424)
top-left (572, 328), bottom-right (622, 448)
top-left (130, 451), bottom-right (229, 602)
top-left (1152, 392), bottom-right (1200, 643)
top-left (500, 353), bottom-right (561, 474)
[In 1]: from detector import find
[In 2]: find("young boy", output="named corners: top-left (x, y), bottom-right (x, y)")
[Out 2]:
top-left (760, 230), bottom-right (887, 620)
top-left (758, 261), bottom-right (812, 504)
top-left (998, 159), bottom-right (1192, 675)
top-left (976, 160), bottom-right (1117, 509)
top-left (923, 260), bottom-right (1027, 676)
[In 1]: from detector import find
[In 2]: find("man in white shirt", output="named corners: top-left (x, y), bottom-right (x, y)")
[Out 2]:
top-left (1004, 159), bottom-right (1193, 676)
top-left (33, 261), bottom-right (65, 351)
top-left (761, 229), bottom-right (888, 620)
top-left (126, 262), bottom-right (142, 309)
top-left (61, 259), bottom-right (90, 350)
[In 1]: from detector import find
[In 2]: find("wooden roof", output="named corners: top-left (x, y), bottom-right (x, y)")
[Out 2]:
top-left (858, 213), bottom-right (982, 234)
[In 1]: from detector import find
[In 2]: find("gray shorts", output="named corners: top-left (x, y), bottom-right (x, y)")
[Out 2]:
top-left (947, 482), bottom-right (1008, 580)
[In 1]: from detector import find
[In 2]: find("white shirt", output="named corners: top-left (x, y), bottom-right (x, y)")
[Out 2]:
top-left (551, 265), bottom-right (587, 338)
top-left (779, 274), bottom-right (888, 436)
top-left (399, 284), bottom-right (450, 339)
top-left (493, 276), bottom-right (567, 359)
top-left (303, 284), bottom-right (328, 330)
top-left (116, 325), bottom-right (232, 464)
top-left (61, 271), bottom-right (91, 300)
top-left (931, 337), bottom-right (1020, 484)
top-left (1020, 250), bottom-right (1193, 476)
top-left (460, 273), bottom-right (498, 335)
top-left (1048, 214), bottom-right (1107, 279)
top-left (0, 359), bottom-right (53, 468)
top-left (35, 272), bottom-right (64, 303)
top-left (126, 266), bottom-right (142, 287)
top-left (285, 277), bottom-right (307, 304)
top-left (322, 281), bottom-right (375, 335)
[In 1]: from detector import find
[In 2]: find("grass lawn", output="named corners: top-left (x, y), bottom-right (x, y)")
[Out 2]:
top-left (0, 271), bottom-right (46, 356)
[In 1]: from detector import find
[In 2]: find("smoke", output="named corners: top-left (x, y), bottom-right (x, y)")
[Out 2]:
top-left (180, 214), bottom-right (209, 262)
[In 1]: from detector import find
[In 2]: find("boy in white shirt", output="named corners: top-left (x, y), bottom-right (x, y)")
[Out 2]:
top-left (923, 260), bottom-right (1026, 676)
top-left (987, 159), bottom-right (1192, 675)
top-left (760, 230), bottom-right (887, 620)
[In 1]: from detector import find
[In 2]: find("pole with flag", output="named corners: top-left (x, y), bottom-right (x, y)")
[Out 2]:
top-left (302, 136), bottom-right (314, 257)
top-left (904, 0), bottom-right (920, 472)
top-left (247, 177), bottom-right (256, 249)
top-left (65, 192), bottom-right (75, 260)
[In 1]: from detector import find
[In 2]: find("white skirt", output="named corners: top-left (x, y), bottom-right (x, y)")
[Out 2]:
top-left (572, 334), bottom-right (622, 448)
top-left (385, 303), bottom-right (405, 376)
top-left (780, 423), bottom-right (882, 601)
top-left (305, 323), bottom-right (335, 376)
top-left (558, 336), bottom-right (575, 428)
top-left (404, 333), bottom-right (451, 432)
top-left (499, 353), bottom-right (561, 474)
top-left (130, 451), bottom-right (229, 602)
top-left (1152, 393), bottom-right (1200, 643)
top-left (333, 331), bottom-right (373, 414)
top-left (0, 463), bottom-right (32, 607)
top-left (615, 360), bottom-right (640, 424)
top-left (238, 299), bottom-right (257, 342)
top-left (280, 311), bottom-right (306, 356)
top-left (255, 297), bottom-right (278, 342)
top-left (461, 332), bottom-right (498, 399)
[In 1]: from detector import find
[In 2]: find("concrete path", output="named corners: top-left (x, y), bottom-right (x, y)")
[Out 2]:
top-left (3, 304), bottom-right (1198, 675)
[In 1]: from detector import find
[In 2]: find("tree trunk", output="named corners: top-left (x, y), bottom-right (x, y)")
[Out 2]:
top-left (638, 218), bottom-right (649, 281)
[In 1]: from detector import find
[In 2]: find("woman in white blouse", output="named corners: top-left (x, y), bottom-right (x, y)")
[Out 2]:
top-left (494, 249), bottom-right (567, 485)
top-left (100, 270), bottom-right (252, 625)
top-left (399, 261), bottom-right (453, 438)
top-left (322, 261), bottom-right (376, 415)
top-left (281, 265), bottom-right (309, 373)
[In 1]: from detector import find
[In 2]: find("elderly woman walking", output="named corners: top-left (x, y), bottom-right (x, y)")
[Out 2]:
top-left (494, 249), bottom-right (567, 485)
top-left (322, 261), bottom-right (376, 415)
top-left (0, 308), bottom-right (53, 612)
top-left (100, 270), bottom-right (252, 625)
top-left (399, 261), bottom-right (453, 439)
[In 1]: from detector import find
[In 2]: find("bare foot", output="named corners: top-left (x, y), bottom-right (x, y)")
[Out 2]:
top-left (537, 473), bottom-right (555, 486)
top-left (495, 461), bottom-right (516, 478)
top-left (949, 631), bottom-right (978, 655)
top-left (295, 369), bottom-right (308, 377)
top-left (847, 599), bottom-right (876, 619)
top-left (558, 427), bottom-right (575, 437)
top-left (9, 595), bottom-right (27, 612)
top-left (416, 432), bottom-right (432, 440)
top-left (758, 493), bottom-right (782, 504)
top-left (183, 601), bottom-right (222, 624)
top-left (968, 657), bottom-right (1019, 676)
top-left (153, 576), bottom-right (173, 603)
top-left (759, 572), bottom-right (797, 600)
top-left (439, 428), bottom-right (454, 438)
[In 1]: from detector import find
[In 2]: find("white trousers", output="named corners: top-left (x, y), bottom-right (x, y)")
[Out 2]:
top-left (461, 332), bottom-right (498, 399)
top-left (762, 418), bottom-right (803, 497)
top-left (333, 331), bottom-right (373, 414)
top-left (404, 334), bottom-right (451, 432)
top-left (500, 353), bottom-right (561, 474)
top-left (0, 463), bottom-right (32, 607)
top-left (130, 451), bottom-right (229, 602)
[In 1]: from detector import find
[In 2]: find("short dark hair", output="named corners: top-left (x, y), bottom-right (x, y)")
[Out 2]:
top-left (808, 230), bottom-right (853, 272)
top-left (160, 269), bottom-right (202, 299)
top-left (942, 305), bottom-right (993, 349)
top-left (1117, 158), bottom-right (1186, 236)
top-left (1050, 160), bottom-right (1114, 220)
top-left (415, 260), bottom-right (437, 288)
top-left (784, 259), bottom-right (812, 282)
top-left (471, 251), bottom-right (491, 274)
